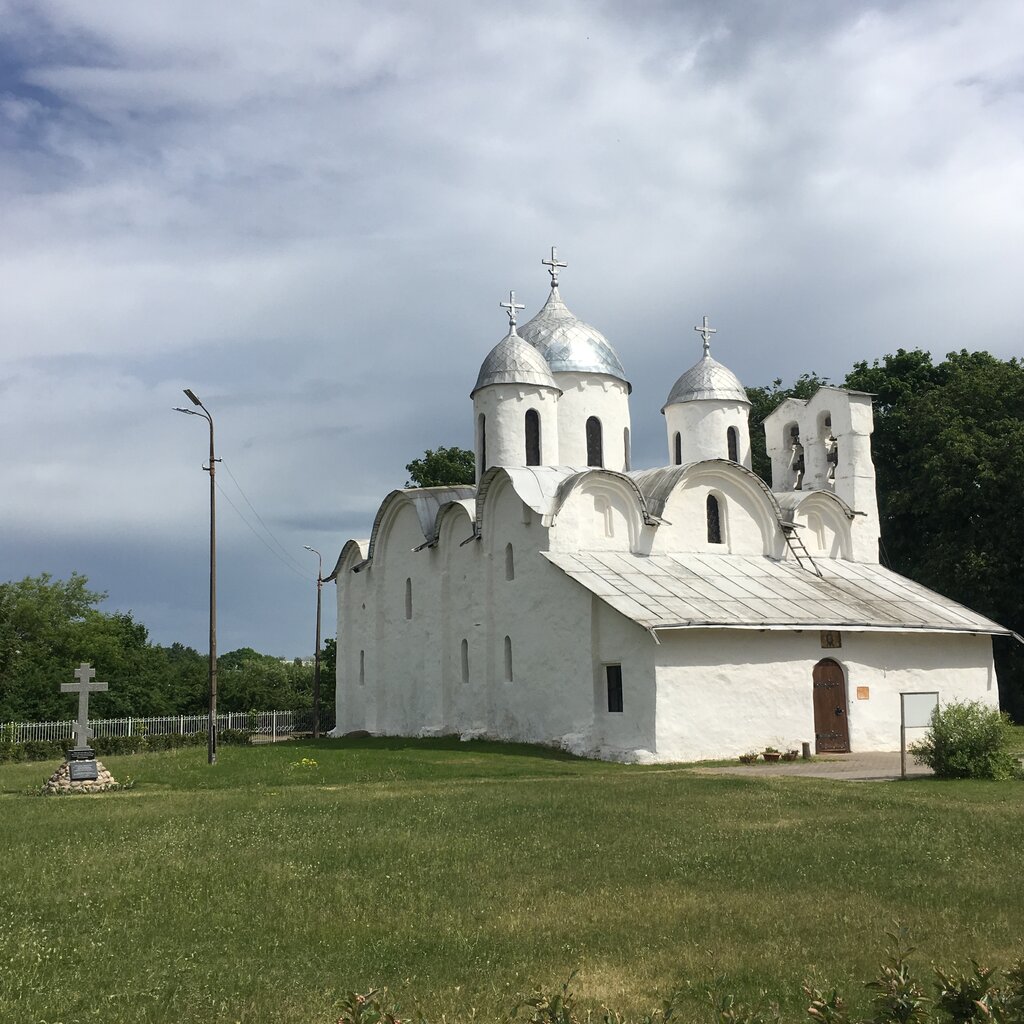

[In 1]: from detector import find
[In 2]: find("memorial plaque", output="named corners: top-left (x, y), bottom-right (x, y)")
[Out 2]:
top-left (69, 760), bottom-right (99, 782)
top-left (67, 746), bottom-right (96, 761)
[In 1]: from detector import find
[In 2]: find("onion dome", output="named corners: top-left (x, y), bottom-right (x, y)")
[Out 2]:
top-left (662, 316), bottom-right (750, 410)
top-left (471, 327), bottom-right (558, 395)
top-left (471, 290), bottom-right (559, 397)
top-left (517, 248), bottom-right (630, 389)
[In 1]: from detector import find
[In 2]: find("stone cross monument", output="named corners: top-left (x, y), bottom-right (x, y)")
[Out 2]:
top-left (60, 662), bottom-right (107, 780)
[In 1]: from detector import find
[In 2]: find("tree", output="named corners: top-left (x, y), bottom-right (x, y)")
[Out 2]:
top-left (405, 446), bottom-right (475, 488)
top-left (844, 349), bottom-right (1024, 719)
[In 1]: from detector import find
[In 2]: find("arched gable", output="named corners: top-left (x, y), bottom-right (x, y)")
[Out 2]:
top-left (434, 499), bottom-right (476, 550)
top-left (776, 490), bottom-right (854, 559)
top-left (636, 460), bottom-right (784, 556)
top-left (549, 469), bottom-right (652, 550)
top-left (326, 538), bottom-right (370, 581)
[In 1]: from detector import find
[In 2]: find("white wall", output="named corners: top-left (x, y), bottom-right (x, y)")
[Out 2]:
top-left (652, 628), bottom-right (996, 762)
top-left (473, 383), bottom-right (560, 478)
top-left (553, 372), bottom-right (631, 470)
top-left (664, 399), bottom-right (752, 469)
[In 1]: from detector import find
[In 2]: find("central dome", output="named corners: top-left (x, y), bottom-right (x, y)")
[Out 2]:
top-left (518, 286), bottom-right (630, 390)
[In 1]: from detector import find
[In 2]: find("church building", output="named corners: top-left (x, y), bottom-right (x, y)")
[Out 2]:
top-left (327, 250), bottom-right (1008, 762)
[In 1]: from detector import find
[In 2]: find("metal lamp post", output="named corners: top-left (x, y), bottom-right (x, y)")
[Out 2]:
top-left (174, 388), bottom-right (219, 765)
top-left (304, 545), bottom-right (323, 739)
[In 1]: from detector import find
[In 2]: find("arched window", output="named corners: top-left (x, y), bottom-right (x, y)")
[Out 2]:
top-left (623, 427), bottom-right (631, 470)
top-left (478, 413), bottom-right (487, 473)
top-left (706, 494), bottom-right (722, 544)
top-left (359, 650), bottom-right (365, 687)
top-left (505, 543), bottom-right (515, 581)
top-left (525, 409), bottom-right (541, 466)
top-left (673, 431), bottom-right (682, 466)
top-left (460, 639), bottom-right (469, 685)
top-left (727, 426), bottom-right (739, 462)
top-left (404, 577), bottom-right (412, 619)
top-left (586, 417), bottom-right (603, 467)
top-left (504, 635), bottom-right (513, 682)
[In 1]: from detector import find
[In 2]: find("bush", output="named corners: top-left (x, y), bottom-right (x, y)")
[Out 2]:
top-left (910, 700), bottom-right (1017, 780)
top-left (219, 728), bottom-right (252, 746)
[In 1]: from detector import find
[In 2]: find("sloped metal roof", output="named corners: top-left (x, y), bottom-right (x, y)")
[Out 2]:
top-left (518, 286), bottom-right (630, 387)
top-left (472, 327), bottom-right (559, 395)
top-left (543, 550), bottom-right (1011, 636)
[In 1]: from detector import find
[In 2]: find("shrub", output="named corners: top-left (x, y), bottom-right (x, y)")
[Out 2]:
top-left (910, 700), bottom-right (1016, 780)
top-left (219, 728), bottom-right (252, 746)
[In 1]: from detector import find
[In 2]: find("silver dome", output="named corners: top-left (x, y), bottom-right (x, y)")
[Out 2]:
top-left (518, 287), bottom-right (630, 389)
top-left (662, 352), bottom-right (750, 409)
top-left (471, 327), bottom-right (560, 396)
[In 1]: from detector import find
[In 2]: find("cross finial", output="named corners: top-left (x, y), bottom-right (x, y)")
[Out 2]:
top-left (500, 290), bottom-right (525, 328)
top-left (541, 245), bottom-right (567, 288)
top-left (694, 314), bottom-right (717, 357)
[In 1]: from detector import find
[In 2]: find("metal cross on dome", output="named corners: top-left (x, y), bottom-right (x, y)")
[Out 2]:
top-left (500, 290), bottom-right (525, 327)
top-left (694, 314), bottom-right (717, 357)
top-left (541, 245), bottom-right (567, 287)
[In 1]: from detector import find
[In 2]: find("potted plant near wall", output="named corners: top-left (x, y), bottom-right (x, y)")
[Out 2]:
top-left (738, 751), bottom-right (759, 764)
top-left (782, 748), bottom-right (800, 761)
top-left (763, 746), bottom-right (782, 762)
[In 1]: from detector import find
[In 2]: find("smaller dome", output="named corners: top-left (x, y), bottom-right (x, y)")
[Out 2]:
top-left (471, 326), bottom-right (559, 397)
top-left (663, 352), bottom-right (750, 409)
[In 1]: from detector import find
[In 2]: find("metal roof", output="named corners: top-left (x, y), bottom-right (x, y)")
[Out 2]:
top-left (663, 352), bottom-right (750, 408)
top-left (518, 286), bottom-right (630, 387)
top-left (543, 550), bottom-right (1011, 637)
top-left (472, 327), bottom-right (559, 396)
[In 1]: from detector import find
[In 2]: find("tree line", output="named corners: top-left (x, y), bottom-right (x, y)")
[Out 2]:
top-left (0, 572), bottom-right (336, 723)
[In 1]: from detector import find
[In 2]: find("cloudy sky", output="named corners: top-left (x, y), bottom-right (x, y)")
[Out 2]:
top-left (1, 0), bottom-right (1022, 657)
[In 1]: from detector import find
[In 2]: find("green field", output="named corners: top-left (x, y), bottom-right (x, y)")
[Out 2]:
top-left (1, 738), bottom-right (1022, 1024)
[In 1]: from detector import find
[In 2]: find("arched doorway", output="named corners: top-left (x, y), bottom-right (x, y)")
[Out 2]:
top-left (812, 658), bottom-right (850, 753)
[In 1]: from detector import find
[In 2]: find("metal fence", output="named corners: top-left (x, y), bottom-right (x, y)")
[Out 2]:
top-left (0, 708), bottom-right (334, 744)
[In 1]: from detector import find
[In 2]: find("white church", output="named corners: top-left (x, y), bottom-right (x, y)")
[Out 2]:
top-left (327, 250), bottom-right (1009, 762)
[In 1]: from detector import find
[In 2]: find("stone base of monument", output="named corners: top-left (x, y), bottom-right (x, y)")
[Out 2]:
top-left (43, 759), bottom-right (118, 795)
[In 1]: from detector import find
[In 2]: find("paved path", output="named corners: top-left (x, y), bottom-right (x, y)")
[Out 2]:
top-left (692, 750), bottom-right (931, 782)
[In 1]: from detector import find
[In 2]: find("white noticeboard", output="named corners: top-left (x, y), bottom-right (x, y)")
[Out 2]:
top-left (900, 691), bottom-right (939, 779)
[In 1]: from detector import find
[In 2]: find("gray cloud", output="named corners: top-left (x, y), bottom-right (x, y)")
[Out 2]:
top-left (1, 0), bottom-right (1022, 654)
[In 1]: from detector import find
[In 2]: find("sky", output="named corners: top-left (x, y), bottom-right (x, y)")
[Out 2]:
top-left (1, 0), bottom-right (1022, 657)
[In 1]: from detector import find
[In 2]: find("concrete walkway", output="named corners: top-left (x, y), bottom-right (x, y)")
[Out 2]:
top-left (693, 750), bottom-right (932, 782)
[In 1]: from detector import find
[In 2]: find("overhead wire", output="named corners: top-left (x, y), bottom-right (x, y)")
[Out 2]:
top-left (219, 458), bottom-right (312, 577)
top-left (214, 479), bottom-right (311, 585)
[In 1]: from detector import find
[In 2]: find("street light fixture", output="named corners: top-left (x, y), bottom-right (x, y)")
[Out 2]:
top-left (174, 389), bottom-right (219, 765)
top-left (304, 545), bottom-right (323, 739)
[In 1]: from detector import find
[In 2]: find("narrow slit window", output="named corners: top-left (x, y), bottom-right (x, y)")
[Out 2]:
top-left (359, 650), bottom-right (365, 687)
top-left (606, 664), bottom-right (623, 713)
top-left (727, 426), bottom-right (739, 462)
top-left (504, 635), bottom-right (513, 682)
top-left (505, 543), bottom-right (515, 581)
top-left (460, 639), bottom-right (469, 685)
top-left (404, 577), bottom-right (412, 619)
top-left (586, 416), bottom-right (603, 467)
top-left (478, 413), bottom-right (487, 473)
top-left (623, 426), bottom-right (631, 470)
top-left (706, 494), bottom-right (722, 544)
top-left (525, 409), bottom-right (541, 466)
top-left (673, 431), bottom-right (682, 465)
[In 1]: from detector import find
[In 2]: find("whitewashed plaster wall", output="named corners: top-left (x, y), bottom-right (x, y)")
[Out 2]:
top-left (473, 383), bottom-right (560, 478)
top-left (552, 372), bottom-right (632, 470)
top-left (649, 468), bottom-right (785, 557)
top-left (664, 399), bottom-right (752, 469)
top-left (589, 593), bottom-right (657, 759)
top-left (651, 628), bottom-right (997, 762)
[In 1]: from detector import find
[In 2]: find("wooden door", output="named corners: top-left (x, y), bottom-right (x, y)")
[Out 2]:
top-left (813, 658), bottom-right (850, 753)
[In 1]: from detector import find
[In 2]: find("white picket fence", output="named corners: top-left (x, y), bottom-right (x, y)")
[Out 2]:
top-left (1, 708), bottom-right (333, 744)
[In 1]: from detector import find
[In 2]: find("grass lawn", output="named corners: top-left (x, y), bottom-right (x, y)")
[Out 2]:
top-left (1, 737), bottom-right (1022, 1024)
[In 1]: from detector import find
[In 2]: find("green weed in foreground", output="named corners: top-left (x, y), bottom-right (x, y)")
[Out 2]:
top-left (0, 738), bottom-right (1022, 1024)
